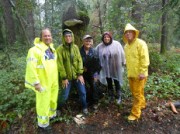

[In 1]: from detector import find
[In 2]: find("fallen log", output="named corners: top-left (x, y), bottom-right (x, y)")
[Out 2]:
top-left (165, 101), bottom-right (180, 114)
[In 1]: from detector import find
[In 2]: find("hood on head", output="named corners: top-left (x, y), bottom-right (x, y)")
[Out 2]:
top-left (123, 23), bottom-right (139, 44)
top-left (34, 37), bottom-right (41, 45)
top-left (62, 29), bottom-right (74, 45)
top-left (102, 32), bottom-right (113, 45)
top-left (33, 37), bottom-right (54, 51)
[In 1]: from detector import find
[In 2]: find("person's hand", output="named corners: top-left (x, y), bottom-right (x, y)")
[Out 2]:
top-left (77, 75), bottom-right (85, 85)
top-left (62, 79), bottom-right (69, 88)
top-left (139, 74), bottom-right (145, 80)
top-left (34, 83), bottom-right (41, 92)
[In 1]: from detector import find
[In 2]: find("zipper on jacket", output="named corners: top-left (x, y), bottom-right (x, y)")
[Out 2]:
top-left (69, 45), bottom-right (73, 79)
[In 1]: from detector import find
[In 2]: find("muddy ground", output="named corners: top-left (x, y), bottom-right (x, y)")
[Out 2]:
top-left (3, 96), bottom-right (180, 134)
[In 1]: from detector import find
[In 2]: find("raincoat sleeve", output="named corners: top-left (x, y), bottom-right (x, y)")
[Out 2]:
top-left (139, 41), bottom-right (149, 75)
top-left (25, 48), bottom-right (40, 89)
top-left (95, 44), bottom-right (99, 55)
top-left (76, 46), bottom-right (84, 75)
top-left (56, 46), bottom-right (67, 80)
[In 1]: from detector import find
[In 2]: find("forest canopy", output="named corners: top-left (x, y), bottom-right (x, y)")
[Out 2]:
top-left (0, 0), bottom-right (179, 51)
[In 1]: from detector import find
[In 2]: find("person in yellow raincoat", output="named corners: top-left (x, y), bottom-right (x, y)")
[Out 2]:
top-left (123, 23), bottom-right (150, 121)
top-left (25, 28), bottom-right (59, 131)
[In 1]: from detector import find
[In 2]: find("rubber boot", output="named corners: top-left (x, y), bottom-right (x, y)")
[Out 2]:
top-left (116, 89), bottom-right (122, 104)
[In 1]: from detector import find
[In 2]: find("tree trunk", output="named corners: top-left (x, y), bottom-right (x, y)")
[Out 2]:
top-left (51, 0), bottom-right (54, 27)
top-left (0, 18), bottom-right (4, 50)
top-left (9, 0), bottom-right (31, 47)
top-left (132, 0), bottom-right (142, 31)
top-left (37, 0), bottom-right (42, 29)
top-left (97, 0), bottom-right (103, 34)
top-left (1, 0), bottom-right (16, 45)
top-left (160, 0), bottom-right (168, 54)
top-left (26, 11), bottom-right (35, 42)
top-left (45, 0), bottom-right (48, 26)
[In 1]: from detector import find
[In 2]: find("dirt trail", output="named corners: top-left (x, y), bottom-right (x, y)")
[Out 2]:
top-left (5, 99), bottom-right (180, 134)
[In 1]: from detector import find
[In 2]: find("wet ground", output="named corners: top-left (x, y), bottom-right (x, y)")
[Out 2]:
top-left (4, 98), bottom-right (180, 134)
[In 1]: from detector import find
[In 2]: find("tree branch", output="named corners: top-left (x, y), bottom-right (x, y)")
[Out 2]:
top-left (8, 0), bottom-right (31, 47)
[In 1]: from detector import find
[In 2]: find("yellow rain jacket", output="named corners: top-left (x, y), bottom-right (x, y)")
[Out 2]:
top-left (123, 23), bottom-right (149, 119)
top-left (123, 23), bottom-right (149, 78)
top-left (25, 38), bottom-right (59, 127)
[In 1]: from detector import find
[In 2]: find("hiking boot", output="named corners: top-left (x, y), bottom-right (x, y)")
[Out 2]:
top-left (83, 108), bottom-right (89, 115)
top-left (50, 110), bottom-right (62, 123)
top-left (49, 113), bottom-right (56, 120)
top-left (38, 126), bottom-right (52, 134)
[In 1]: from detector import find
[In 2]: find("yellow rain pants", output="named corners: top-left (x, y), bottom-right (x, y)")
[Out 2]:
top-left (129, 77), bottom-right (147, 118)
top-left (36, 59), bottom-right (58, 127)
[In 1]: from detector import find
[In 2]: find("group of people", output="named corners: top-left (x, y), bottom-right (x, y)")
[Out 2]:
top-left (25, 23), bottom-right (149, 131)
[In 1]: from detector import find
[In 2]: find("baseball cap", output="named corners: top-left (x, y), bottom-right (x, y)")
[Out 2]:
top-left (83, 35), bottom-right (93, 40)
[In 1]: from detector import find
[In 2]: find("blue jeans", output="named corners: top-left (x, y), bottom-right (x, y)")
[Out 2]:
top-left (58, 79), bottom-right (87, 109)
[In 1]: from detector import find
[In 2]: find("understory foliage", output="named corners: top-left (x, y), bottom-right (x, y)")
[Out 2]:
top-left (145, 45), bottom-right (180, 100)
top-left (0, 52), bottom-right (35, 126)
top-left (0, 44), bottom-right (179, 129)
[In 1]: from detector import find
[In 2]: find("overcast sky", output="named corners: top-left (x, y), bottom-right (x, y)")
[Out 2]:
top-left (38, 0), bottom-right (45, 4)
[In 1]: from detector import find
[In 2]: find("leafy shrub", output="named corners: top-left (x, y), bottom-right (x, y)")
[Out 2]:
top-left (149, 51), bottom-right (163, 73)
top-left (146, 72), bottom-right (180, 100)
top-left (0, 55), bottom-right (35, 124)
top-left (163, 52), bottom-right (180, 72)
top-left (122, 69), bottom-right (131, 98)
top-left (148, 45), bottom-right (180, 73)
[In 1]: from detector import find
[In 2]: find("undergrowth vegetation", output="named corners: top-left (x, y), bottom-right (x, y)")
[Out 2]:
top-left (146, 45), bottom-right (180, 100)
top-left (0, 53), bottom-right (35, 128)
top-left (0, 44), bottom-right (179, 130)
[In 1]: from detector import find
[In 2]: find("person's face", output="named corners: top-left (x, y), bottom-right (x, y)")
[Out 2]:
top-left (83, 38), bottom-right (92, 50)
top-left (64, 34), bottom-right (72, 44)
top-left (41, 29), bottom-right (52, 46)
top-left (103, 35), bottom-right (111, 44)
top-left (124, 30), bottom-right (136, 43)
